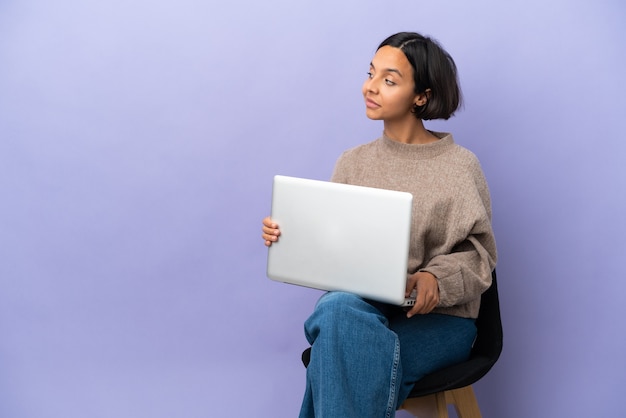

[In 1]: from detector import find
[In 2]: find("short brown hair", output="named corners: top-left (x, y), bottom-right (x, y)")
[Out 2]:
top-left (378, 32), bottom-right (462, 120)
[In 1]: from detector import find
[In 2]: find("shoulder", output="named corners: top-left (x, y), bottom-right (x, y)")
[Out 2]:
top-left (334, 138), bottom-right (379, 169)
top-left (337, 138), bottom-right (380, 161)
top-left (433, 138), bottom-right (490, 198)
top-left (444, 142), bottom-right (492, 213)
top-left (441, 141), bottom-right (486, 180)
top-left (447, 141), bottom-right (481, 167)
top-left (331, 138), bottom-right (380, 183)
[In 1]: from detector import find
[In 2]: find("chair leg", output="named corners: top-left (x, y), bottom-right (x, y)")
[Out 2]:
top-left (446, 386), bottom-right (481, 418)
top-left (400, 392), bottom-right (448, 418)
top-left (399, 385), bottom-right (481, 418)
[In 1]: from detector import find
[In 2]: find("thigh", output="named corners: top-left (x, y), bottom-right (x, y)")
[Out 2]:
top-left (390, 313), bottom-right (477, 383)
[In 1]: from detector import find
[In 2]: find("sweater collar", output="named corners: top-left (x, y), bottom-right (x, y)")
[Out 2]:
top-left (379, 131), bottom-right (455, 160)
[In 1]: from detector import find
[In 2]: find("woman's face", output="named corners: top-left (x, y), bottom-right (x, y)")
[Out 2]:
top-left (362, 46), bottom-right (422, 123)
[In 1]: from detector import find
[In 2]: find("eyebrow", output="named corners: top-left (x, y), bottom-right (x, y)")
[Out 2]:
top-left (370, 62), bottom-right (404, 77)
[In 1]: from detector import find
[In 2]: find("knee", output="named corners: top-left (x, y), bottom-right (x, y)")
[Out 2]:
top-left (304, 292), bottom-right (391, 346)
top-left (308, 292), bottom-right (387, 329)
top-left (317, 291), bottom-right (363, 310)
top-left (305, 292), bottom-right (367, 343)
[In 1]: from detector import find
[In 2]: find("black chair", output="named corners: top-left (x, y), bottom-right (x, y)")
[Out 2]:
top-left (301, 270), bottom-right (502, 418)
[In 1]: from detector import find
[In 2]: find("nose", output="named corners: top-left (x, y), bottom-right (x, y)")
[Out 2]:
top-left (363, 77), bottom-right (377, 95)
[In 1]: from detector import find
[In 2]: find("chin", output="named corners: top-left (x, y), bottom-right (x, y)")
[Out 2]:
top-left (365, 110), bottom-right (383, 121)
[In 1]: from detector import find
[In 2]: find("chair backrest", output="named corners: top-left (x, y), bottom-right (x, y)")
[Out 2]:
top-left (471, 269), bottom-right (503, 363)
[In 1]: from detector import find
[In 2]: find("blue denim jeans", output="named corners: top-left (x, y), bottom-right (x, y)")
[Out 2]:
top-left (299, 292), bottom-right (477, 418)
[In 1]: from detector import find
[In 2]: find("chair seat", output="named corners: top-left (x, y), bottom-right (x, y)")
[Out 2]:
top-left (407, 355), bottom-right (494, 398)
top-left (301, 344), bottom-right (494, 399)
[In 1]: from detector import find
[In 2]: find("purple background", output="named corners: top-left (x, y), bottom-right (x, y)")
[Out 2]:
top-left (1, 1), bottom-right (625, 417)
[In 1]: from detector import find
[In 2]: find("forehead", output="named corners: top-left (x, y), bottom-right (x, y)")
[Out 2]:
top-left (371, 46), bottom-right (412, 74)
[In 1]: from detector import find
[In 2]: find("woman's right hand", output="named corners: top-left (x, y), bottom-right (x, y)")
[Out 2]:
top-left (262, 216), bottom-right (281, 247)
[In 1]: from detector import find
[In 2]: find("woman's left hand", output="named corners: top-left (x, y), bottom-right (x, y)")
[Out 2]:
top-left (405, 271), bottom-right (440, 318)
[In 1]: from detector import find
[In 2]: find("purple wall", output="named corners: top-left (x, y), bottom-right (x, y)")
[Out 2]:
top-left (1, 1), bottom-right (624, 417)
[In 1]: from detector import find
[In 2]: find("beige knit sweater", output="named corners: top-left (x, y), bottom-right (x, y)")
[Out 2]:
top-left (331, 131), bottom-right (497, 318)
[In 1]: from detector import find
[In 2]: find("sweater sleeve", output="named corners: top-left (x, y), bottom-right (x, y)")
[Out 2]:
top-left (422, 221), bottom-right (496, 307)
top-left (421, 161), bottom-right (497, 308)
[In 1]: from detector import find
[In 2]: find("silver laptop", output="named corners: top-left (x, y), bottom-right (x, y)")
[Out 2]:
top-left (266, 175), bottom-right (415, 306)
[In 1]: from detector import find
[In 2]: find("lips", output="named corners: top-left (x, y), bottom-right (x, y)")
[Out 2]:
top-left (365, 97), bottom-right (380, 109)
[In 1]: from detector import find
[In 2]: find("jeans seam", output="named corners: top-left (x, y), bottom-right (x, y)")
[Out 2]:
top-left (385, 338), bottom-right (401, 418)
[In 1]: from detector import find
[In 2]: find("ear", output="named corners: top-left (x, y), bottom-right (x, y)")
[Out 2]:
top-left (414, 89), bottom-right (432, 106)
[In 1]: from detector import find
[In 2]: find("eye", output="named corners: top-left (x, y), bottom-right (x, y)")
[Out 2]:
top-left (384, 78), bottom-right (396, 86)
top-left (366, 71), bottom-right (373, 79)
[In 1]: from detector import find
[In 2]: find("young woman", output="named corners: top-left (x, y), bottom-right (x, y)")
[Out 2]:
top-left (262, 32), bottom-right (497, 418)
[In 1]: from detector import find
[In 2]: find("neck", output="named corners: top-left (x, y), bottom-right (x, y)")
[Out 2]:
top-left (383, 119), bottom-right (438, 145)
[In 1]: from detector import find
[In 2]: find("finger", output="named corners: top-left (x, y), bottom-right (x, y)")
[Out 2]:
top-left (406, 294), bottom-right (425, 318)
top-left (262, 229), bottom-right (280, 243)
top-left (405, 278), bottom-right (417, 298)
top-left (262, 217), bottom-right (278, 228)
top-left (262, 226), bottom-right (275, 235)
top-left (418, 295), bottom-right (439, 315)
top-left (407, 291), bottom-right (438, 317)
top-left (417, 290), bottom-right (436, 313)
top-left (262, 232), bottom-right (279, 243)
top-left (407, 304), bottom-right (424, 318)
